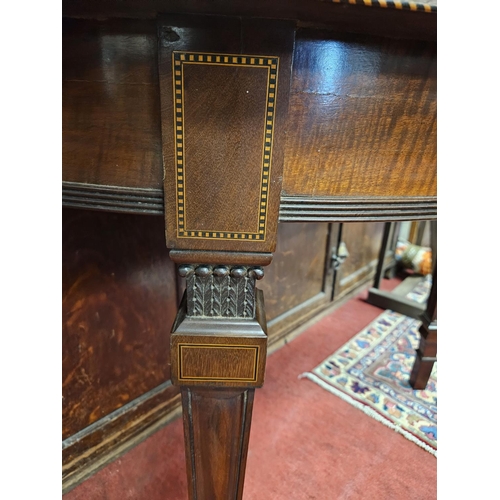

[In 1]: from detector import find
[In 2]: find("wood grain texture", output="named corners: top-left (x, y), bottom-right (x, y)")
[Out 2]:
top-left (159, 15), bottom-right (295, 253)
top-left (171, 268), bottom-right (268, 499)
top-left (62, 217), bottom-right (394, 492)
top-left (182, 388), bottom-right (255, 500)
top-left (335, 221), bottom-right (388, 300)
top-left (409, 319), bottom-right (437, 389)
top-left (172, 223), bottom-right (343, 350)
top-left (62, 0), bottom-right (436, 42)
top-left (258, 222), bottom-right (331, 321)
top-left (62, 18), bottom-right (162, 189)
top-left (62, 208), bottom-right (178, 439)
top-left (179, 346), bottom-right (259, 382)
top-left (62, 184), bottom-right (437, 223)
top-left (259, 222), bottom-right (339, 348)
top-left (61, 8), bottom-right (438, 496)
top-left (282, 30), bottom-right (437, 198)
top-left (63, 22), bottom-right (436, 205)
top-left (171, 290), bottom-right (268, 388)
top-left (178, 61), bottom-right (270, 236)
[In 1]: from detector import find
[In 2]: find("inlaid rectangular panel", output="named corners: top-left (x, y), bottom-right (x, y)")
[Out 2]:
top-left (172, 52), bottom-right (279, 241)
top-left (171, 332), bottom-right (268, 387)
top-left (159, 14), bottom-right (295, 253)
top-left (171, 291), bottom-right (268, 387)
top-left (178, 344), bottom-right (260, 382)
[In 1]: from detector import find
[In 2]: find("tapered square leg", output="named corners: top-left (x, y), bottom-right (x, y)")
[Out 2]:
top-left (171, 265), bottom-right (267, 500)
top-left (181, 388), bottom-right (255, 500)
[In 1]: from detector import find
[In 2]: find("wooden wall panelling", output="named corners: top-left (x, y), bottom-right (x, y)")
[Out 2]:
top-left (259, 222), bottom-right (337, 347)
top-left (61, 8), bottom-right (436, 496)
top-left (62, 208), bottom-right (180, 488)
top-left (61, 215), bottom-right (401, 493)
top-left (279, 195), bottom-right (436, 222)
top-left (334, 222), bottom-right (389, 301)
top-left (62, 383), bottom-right (181, 494)
top-left (262, 223), bottom-right (332, 319)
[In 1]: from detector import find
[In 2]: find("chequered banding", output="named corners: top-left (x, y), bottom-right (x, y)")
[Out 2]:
top-left (328, 0), bottom-right (436, 12)
top-left (172, 51), bottom-right (279, 241)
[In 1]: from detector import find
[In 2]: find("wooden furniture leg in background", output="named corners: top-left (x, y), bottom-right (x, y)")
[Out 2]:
top-left (410, 264), bottom-right (437, 390)
top-left (372, 221), bottom-right (393, 289)
top-left (367, 221), bottom-right (436, 320)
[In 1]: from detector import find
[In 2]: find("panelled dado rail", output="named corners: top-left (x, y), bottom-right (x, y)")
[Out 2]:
top-left (62, 183), bottom-right (437, 222)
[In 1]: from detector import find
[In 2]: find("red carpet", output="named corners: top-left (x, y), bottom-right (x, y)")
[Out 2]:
top-left (65, 279), bottom-right (436, 499)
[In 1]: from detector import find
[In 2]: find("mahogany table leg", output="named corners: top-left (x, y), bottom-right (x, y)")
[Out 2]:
top-left (170, 264), bottom-right (268, 499)
top-left (410, 265), bottom-right (437, 390)
top-left (157, 14), bottom-right (294, 497)
top-left (181, 388), bottom-right (255, 499)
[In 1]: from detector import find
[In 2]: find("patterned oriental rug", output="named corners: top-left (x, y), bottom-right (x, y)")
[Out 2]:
top-left (301, 276), bottom-right (437, 455)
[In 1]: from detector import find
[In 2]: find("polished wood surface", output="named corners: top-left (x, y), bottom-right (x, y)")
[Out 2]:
top-left (283, 31), bottom-right (436, 198)
top-left (171, 265), bottom-right (268, 499)
top-left (169, 250), bottom-right (273, 267)
top-left (159, 15), bottom-right (295, 253)
top-left (181, 388), bottom-right (255, 500)
top-left (62, 0), bottom-right (436, 41)
top-left (62, 19), bottom-right (162, 189)
top-left (62, 215), bottom-right (386, 492)
top-left (62, 20), bottom-right (436, 220)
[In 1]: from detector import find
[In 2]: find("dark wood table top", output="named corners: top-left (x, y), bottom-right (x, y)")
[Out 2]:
top-left (62, 1), bottom-right (436, 223)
